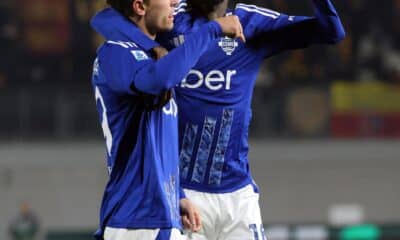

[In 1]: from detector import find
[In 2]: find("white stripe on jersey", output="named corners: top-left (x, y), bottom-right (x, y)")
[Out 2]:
top-left (174, 2), bottom-right (187, 14)
top-left (236, 5), bottom-right (279, 19)
top-left (174, 8), bottom-right (187, 15)
top-left (107, 41), bottom-right (138, 49)
top-left (175, 1), bottom-right (187, 10)
top-left (107, 40), bottom-right (129, 48)
top-left (236, 3), bottom-right (280, 19)
top-left (125, 42), bottom-right (137, 48)
top-left (236, 3), bottom-right (280, 16)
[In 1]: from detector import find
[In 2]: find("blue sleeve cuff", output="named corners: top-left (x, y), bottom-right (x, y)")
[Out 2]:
top-left (179, 188), bottom-right (186, 199)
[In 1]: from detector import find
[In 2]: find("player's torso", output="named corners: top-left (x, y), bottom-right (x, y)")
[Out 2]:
top-left (171, 16), bottom-right (264, 192)
top-left (92, 55), bottom-right (181, 228)
top-left (174, 29), bottom-right (262, 104)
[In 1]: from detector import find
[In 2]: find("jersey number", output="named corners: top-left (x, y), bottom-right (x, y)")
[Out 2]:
top-left (95, 87), bottom-right (113, 156)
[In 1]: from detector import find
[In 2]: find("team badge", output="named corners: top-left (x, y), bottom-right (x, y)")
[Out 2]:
top-left (131, 50), bottom-right (149, 61)
top-left (218, 37), bottom-right (238, 56)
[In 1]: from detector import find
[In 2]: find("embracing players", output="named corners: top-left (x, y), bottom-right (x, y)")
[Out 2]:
top-left (159, 0), bottom-right (345, 239)
top-left (90, 0), bottom-right (245, 239)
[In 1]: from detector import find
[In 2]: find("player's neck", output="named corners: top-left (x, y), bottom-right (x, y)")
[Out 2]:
top-left (208, 0), bottom-right (228, 20)
top-left (130, 16), bottom-right (156, 40)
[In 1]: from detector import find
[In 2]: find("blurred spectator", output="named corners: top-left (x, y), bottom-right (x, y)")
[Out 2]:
top-left (2, 0), bottom-right (398, 87)
top-left (279, 51), bottom-right (311, 84)
top-left (8, 202), bottom-right (40, 240)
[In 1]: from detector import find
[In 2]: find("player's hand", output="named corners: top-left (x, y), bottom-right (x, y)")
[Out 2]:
top-left (215, 15), bottom-right (246, 43)
top-left (180, 198), bottom-right (202, 232)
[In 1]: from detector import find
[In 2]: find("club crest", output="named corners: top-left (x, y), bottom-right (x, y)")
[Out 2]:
top-left (218, 37), bottom-right (238, 56)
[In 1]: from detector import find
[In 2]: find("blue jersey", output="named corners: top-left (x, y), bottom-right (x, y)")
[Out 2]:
top-left (159, 0), bottom-right (345, 193)
top-left (90, 8), bottom-right (224, 239)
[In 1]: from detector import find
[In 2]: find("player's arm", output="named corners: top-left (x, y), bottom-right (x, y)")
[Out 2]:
top-left (235, 0), bottom-right (345, 55)
top-left (180, 198), bottom-right (202, 232)
top-left (135, 17), bottom-right (242, 95)
top-left (98, 21), bottom-right (221, 95)
top-left (134, 21), bottom-right (225, 95)
top-left (99, 17), bottom-right (244, 96)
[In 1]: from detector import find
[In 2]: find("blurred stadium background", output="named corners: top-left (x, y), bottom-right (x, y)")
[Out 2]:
top-left (0, 0), bottom-right (399, 239)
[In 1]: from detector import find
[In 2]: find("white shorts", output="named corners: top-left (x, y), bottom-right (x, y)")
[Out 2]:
top-left (184, 184), bottom-right (266, 240)
top-left (104, 227), bottom-right (186, 240)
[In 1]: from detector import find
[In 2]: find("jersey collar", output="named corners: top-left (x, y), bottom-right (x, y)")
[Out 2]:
top-left (91, 7), bottom-right (159, 51)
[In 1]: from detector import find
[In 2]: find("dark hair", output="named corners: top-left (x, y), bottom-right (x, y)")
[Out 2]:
top-left (187, 0), bottom-right (225, 18)
top-left (107, 0), bottom-right (149, 17)
top-left (107, 0), bottom-right (134, 17)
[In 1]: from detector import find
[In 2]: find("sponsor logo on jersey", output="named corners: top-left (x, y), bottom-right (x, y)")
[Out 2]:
top-left (163, 98), bottom-right (178, 117)
top-left (218, 37), bottom-right (238, 56)
top-left (181, 69), bottom-right (237, 91)
top-left (131, 50), bottom-right (149, 61)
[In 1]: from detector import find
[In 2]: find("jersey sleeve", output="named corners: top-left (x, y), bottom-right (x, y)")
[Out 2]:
top-left (134, 21), bottom-right (222, 95)
top-left (179, 187), bottom-right (186, 199)
top-left (173, 0), bottom-right (187, 17)
top-left (97, 42), bottom-right (150, 95)
top-left (235, 0), bottom-right (345, 57)
top-left (157, 0), bottom-right (189, 51)
top-left (99, 21), bottom-right (223, 96)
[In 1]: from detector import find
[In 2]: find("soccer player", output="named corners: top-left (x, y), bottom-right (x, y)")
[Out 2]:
top-left (90, 0), bottom-right (245, 239)
top-left (159, 0), bottom-right (346, 239)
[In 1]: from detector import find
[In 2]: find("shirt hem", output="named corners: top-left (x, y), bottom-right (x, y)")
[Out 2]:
top-left (106, 220), bottom-right (180, 230)
top-left (181, 178), bottom-right (255, 193)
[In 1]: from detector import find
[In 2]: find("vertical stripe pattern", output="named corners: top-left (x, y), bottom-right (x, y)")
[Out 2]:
top-left (191, 117), bottom-right (217, 183)
top-left (208, 109), bottom-right (234, 185)
top-left (179, 124), bottom-right (198, 180)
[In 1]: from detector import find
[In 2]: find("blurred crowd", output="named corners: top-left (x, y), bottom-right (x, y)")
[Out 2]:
top-left (0, 0), bottom-right (399, 139)
top-left (247, 0), bottom-right (400, 86)
top-left (0, 0), bottom-right (399, 88)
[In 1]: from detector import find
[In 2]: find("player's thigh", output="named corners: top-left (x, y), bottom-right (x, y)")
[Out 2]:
top-left (104, 227), bottom-right (186, 240)
top-left (221, 188), bottom-right (266, 240)
top-left (184, 224), bottom-right (217, 240)
top-left (184, 230), bottom-right (210, 240)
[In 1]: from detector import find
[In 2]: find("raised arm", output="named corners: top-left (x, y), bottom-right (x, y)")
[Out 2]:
top-left (95, 14), bottom-right (243, 95)
top-left (235, 0), bottom-right (346, 57)
top-left (134, 21), bottom-right (222, 95)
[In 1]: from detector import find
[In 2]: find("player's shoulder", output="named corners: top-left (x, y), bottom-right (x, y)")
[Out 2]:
top-left (234, 3), bottom-right (281, 20)
top-left (102, 40), bottom-right (141, 51)
top-left (159, 2), bottom-right (192, 49)
top-left (98, 40), bottom-right (150, 62)
top-left (174, 0), bottom-right (188, 17)
top-left (172, 0), bottom-right (194, 33)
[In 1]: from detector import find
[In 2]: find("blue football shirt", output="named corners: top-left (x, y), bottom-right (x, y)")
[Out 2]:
top-left (159, 0), bottom-right (345, 193)
top-left (90, 7), bottom-right (224, 239)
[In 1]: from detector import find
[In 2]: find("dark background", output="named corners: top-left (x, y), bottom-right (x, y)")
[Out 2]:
top-left (0, 1), bottom-right (399, 240)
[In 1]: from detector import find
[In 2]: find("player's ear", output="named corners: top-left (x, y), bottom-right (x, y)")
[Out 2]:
top-left (132, 0), bottom-right (146, 16)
